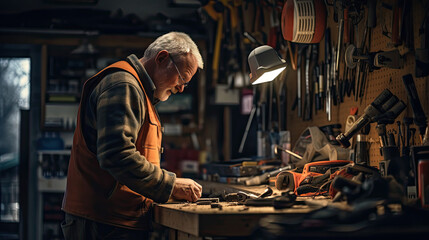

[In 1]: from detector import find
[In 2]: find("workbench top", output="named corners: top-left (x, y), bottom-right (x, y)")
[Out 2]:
top-left (153, 181), bottom-right (329, 238)
top-left (153, 201), bottom-right (322, 237)
top-left (154, 200), bottom-right (317, 214)
top-left (153, 199), bottom-right (429, 239)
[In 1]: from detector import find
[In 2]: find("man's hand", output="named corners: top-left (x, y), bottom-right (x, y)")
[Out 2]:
top-left (171, 178), bottom-right (202, 202)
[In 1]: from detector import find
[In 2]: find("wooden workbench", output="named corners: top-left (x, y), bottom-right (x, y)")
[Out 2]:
top-left (153, 202), bottom-right (319, 238)
top-left (153, 197), bottom-right (429, 240)
top-left (153, 181), bottom-right (327, 239)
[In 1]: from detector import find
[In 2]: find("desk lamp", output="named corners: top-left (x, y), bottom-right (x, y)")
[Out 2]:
top-left (248, 45), bottom-right (287, 85)
top-left (239, 45), bottom-right (287, 155)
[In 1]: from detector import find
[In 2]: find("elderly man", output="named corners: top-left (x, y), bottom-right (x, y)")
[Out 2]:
top-left (61, 32), bottom-right (203, 239)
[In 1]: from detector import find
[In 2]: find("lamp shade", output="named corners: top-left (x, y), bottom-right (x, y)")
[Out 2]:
top-left (248, 45), bottom-right (287, 85)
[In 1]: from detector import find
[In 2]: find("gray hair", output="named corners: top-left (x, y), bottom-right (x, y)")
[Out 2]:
top-left (144, 32), bottom-right (204, 69)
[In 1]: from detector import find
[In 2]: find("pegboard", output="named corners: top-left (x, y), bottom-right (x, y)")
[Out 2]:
top-left (282, 0), bottom-right (429, 168)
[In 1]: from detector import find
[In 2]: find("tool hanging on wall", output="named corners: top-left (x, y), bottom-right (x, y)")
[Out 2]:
top-left (275, 69), bottom-right (288, 131)
top-left (294, 45), bottom-right (308, 118)
top-left (286, 41), bottom-right (298, 70)
top-left (415, 4), bottom-right (429, 77)
top-left (336, 89), bottom-right (406, 148)
top-left (343, 5), bottom-right (352, 99)
top-left (269, 81), bottom-right (274, 130)
top-left (318, 61), bottom-right (324, 111)
top-left (334, 0), bottom-right (344, 104)
top-left (358, 2), bottom-right (372, 101)
top-left (345, 0), bottom-right (364, 99)
top-left (391, 0), bottom-right (401, 47)
top-left (281, 0), bottom-right (326, 113)
top-left (281, 0), bottom-right (327, 111)
top-left (402, 74), bottom-right (428, 140)
top-left (310, 44), bottom-right (319, 116)
top-left (267, 0), bottom-right (283, 49)
top-left (400, 0), bottom-right (414, 50)
top-left (303, 44), bottom-right (313, 121)
top-left (373, 50), bottom-right (404, 69)
top-left (243, 31), bottom-right (264, 46)
top-left (281, 0), bottom-right (327, 44)
top-left (203, 0), bottom-right (224, 87)
top-left (345, 45), bottom-right (404, 70)
top-left (313, 64), bottom-right (320, 115)
top-left (325, 28), bottom-right (332, 121)
top-left (204, 0), bottom-right (247, 88)
top-left (349, 0), bottom-right (376, 102)
top-left (331, 45), bottom-right (338, 106)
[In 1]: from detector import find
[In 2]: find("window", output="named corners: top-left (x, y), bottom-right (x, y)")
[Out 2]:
top-left (0, 58), bottom-right (30, 223)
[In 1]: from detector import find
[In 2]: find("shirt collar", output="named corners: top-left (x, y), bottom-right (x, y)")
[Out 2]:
top-left (126, 54), bottom-right (159, 105)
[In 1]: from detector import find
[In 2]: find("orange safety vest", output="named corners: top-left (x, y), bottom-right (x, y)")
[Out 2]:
top-left (62, 61), bottom-right (162, 230)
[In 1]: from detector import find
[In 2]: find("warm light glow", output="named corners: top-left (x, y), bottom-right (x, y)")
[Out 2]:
top-left (251, 67), bottom-right (286, 85)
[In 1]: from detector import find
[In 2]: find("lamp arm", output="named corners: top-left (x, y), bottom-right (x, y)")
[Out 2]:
top-left (274, 145), bottom-right (303, 160)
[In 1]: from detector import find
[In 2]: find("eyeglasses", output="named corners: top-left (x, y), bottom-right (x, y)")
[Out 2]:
top-left (169, 54), bottom-right (188, 88)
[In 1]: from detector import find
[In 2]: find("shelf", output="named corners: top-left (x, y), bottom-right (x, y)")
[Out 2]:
top-left (46, 90), bottom-right (80, 96)
top-left (41, 127), bottom-right (75, 132)
top-left (45, 100), bottom-right (79, 105)
top-left (46, 101), bottom-right (79, 105)
top-left (46, 91), bottom-right (81, 103)
top-left (38, 150), bottom-right (71, 155)
top-left (38, 177), bottom-right (67, 192)
top-left (37, 151), bottom-right (69, 192)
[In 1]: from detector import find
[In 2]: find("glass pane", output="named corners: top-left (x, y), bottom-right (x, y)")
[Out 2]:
top-left (0, 58), bottom-right (30, 222)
